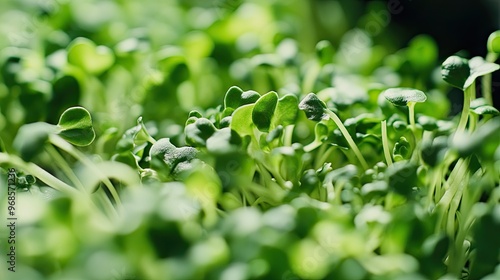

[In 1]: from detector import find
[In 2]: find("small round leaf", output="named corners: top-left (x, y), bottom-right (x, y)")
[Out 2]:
top-left (487, 30), bottom-right (500, 54)
top-left (382, 88), bottom-right (427, 107)
top-left (441, 56), bottom-right (470, 89)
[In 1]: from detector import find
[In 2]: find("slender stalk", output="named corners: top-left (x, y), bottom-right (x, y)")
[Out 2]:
top-left (0, 152), bottom-right (79, 196)
top-left (454, 83), bottom-right (473, 141)
top-left (408, 102), bottom-right (417, 131)
top-left (45, 145), bottom-right (86, 192)
top-left (283, 125), bottom-right (294, 147)
top-left (325, 110), bottom-right (369, 170)
top-left (482, 52), bottom-right (498, 105)
top-left (381, 120), bottom-right (393, 166)
top-left (49, 135), bottom-right (122, 206)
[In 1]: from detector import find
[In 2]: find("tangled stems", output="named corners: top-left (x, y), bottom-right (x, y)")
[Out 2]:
top-left (325, 110), bottom-right (369, 170)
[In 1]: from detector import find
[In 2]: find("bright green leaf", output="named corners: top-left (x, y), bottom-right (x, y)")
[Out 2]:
top-left (230, 104), bottom-right (255, 136)
top-left (67, 37), bottom-right (115, 75)
top-left (252, 91), bottom-right (278, 132)
top-left (273, 94), bottom-right (299, 127)
top-left (57, 106), bottom-right (96, 146)
top-left (487, 30), bottom-right (500, 54)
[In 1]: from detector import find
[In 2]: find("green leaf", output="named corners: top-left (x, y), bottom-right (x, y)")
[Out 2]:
top-left (67, 37), bottom-right (115, 75)
top-left (315, 40), bottom-right (334, 65)
top-left (471, 105), bottom-right (500, 116)
top-left (298, 93), bottom-right (327, 122)
top-left (385, 160), bottom-right (418, 196)
top-left (252, 91), bottom-right (279, 132)
top-left (149, 138), bottom-right (198, 178)
top-left (303, 122), bottom-right (329, 152)
top-left (13, 122), bottom-right (58, 161)
top-left (230, 104), bottom-right (255, 136)
top-left (392, 136), bottom-right (412, 161)
top-left (273, 94), bottom-right (299, 127)
top-left (407, 35), bottom-right (438, 71)
top-left (487, 30), bottom-right (500, 54)
top-left (224, 86), bottom-right (260, 109)
top-left (206, 128), bottom-right (242, 154)
top-left (466, 56), bottom-right (500, 88)
top-left (469, 205), bottom-right (500, 279)
top-left (185, 117), bottom-right (217, 147)
top-left (441, 56), bottom-right (500, 90)
top-left (441, 56), bottom-right (470, 90)
top-left (57, 106), bottom-right (96, 146)
top-left (382, 88), bottom-right (427, 107)
top-left (452, 118), bottom-right (500, 161)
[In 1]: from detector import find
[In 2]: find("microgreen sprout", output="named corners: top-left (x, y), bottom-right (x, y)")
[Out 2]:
top-left (299, 93), bottom-right (368, 170)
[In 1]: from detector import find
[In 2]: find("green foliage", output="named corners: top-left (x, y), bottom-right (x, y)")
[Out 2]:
top-left (0, 2), bottom-right (499, 280)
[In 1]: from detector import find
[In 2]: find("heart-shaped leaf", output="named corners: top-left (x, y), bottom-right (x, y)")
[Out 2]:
top-left (67, 37), bottom-right (115, 75)
top-left (382, 88), bottom-right (427, 107)
top-left (487, 30), bottom-right (500, 54)
top-left (252, 91), bottom-right (278, 132)
top-left (230, 104), bottom-right (255, 136)
top-left (57, 106), bottom-right (96, 146)
top-left (466, 56), bottom-right (500, 88)
top-left (224, 86), bottom-right (260, 109)
top-left (298, 93), bottom-right (327, 122)
top-left (13, 122), bottom-right (58, 161)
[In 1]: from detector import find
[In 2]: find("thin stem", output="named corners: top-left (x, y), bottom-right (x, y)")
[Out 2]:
top-left (45, 145), bottom-right (86, 192)
top-left (408, 102), bottom-right (417, 131)
top-left (49, 135), bottom-right (122, 206)
top-left (325, 110), bottom-right (369, 170)
top-left (482, 52), bottom-right (498, 105)
top-left (381, 120), bottom-right (393, 166)
top-left (0, 152), bottom-right (79, 196)
top-left (454, 84), bottom-right (473, 141)
top-left (283, 125), bottom-right (294, 147)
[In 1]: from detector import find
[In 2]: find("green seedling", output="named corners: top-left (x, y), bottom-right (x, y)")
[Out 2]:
top-left (483, 30), bottom-right (500, 104)
top-left (382, 87), bottom-right (427, 131)
top-left (441, 55), bottom-right (499, 138)
top-left (299, 93), bottom-right (368, 170)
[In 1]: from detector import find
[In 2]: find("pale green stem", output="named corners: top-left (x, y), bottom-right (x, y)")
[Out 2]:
top-left (454, 84), bottom-right (473, 141)
top-left (381, 120), bottom-right (393, 166)
top-left (325, 110), bottom-right (369, 170)
top-left (408, 102), bottom-right (417, 132)
top-left (283, 125), bottom-right (294, 147)
top-left (49, 135), bottom-right (122, 206)
top-left (0, 152), bottom-right (79, 196)
top-left (482, 52), bottom-right (498, 105)
top-left (45, 145), bottom-right (86, 192)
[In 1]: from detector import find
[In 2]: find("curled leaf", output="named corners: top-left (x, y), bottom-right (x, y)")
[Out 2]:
top-left (298, 93), bottom-right (327, 122)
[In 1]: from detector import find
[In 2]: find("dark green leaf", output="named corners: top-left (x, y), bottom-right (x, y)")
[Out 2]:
top-left (298, 93), bottom-right (327, 122)
top-left (224, 86), bottom-right (260, 109)
top-left (385, 160), bottom-right (418, 196)
top-left (185, 117), bottom-right (217, 147)
top-left (441, 56), bottom-right (470, 90)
